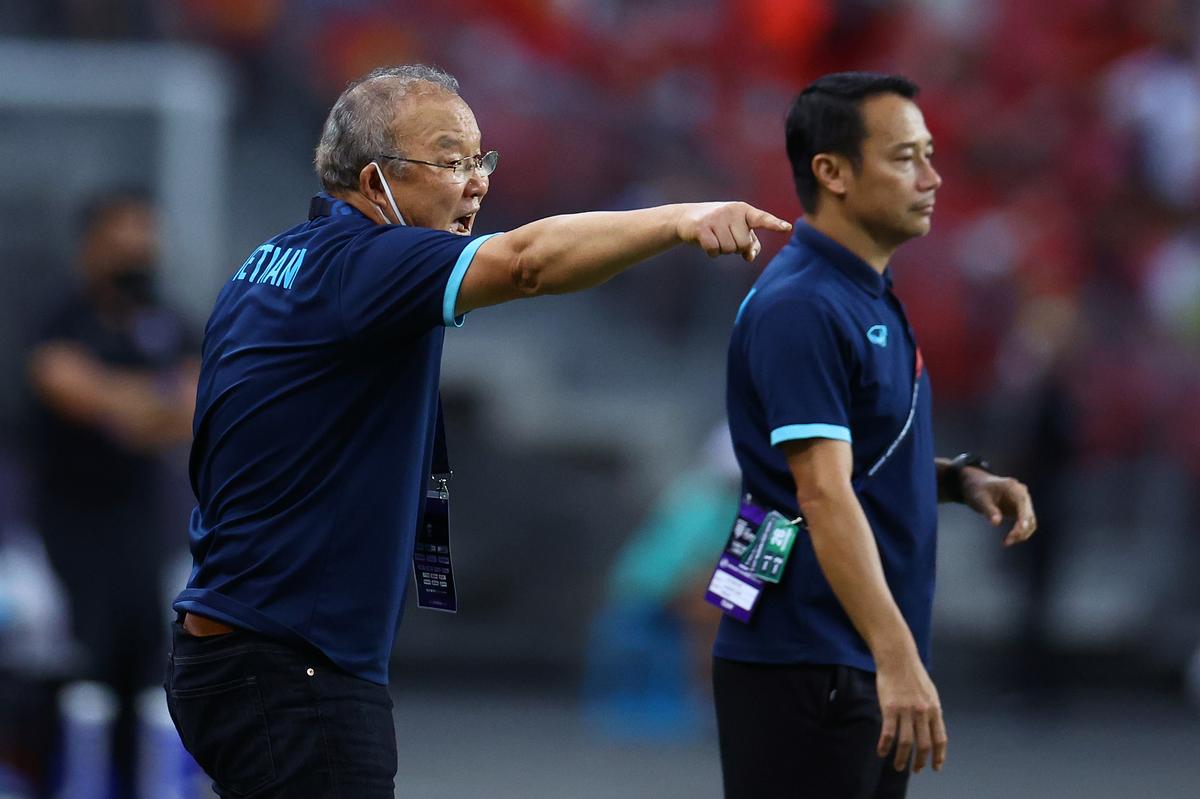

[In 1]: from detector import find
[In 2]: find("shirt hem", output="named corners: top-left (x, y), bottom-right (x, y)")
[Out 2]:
top-left (711, 641), bottom-right (877, 673)
top-left (173, 589), bottom-right (389, 685)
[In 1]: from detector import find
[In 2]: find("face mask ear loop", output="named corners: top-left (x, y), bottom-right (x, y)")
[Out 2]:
top-left (371, 161), bottom-right (406, 225)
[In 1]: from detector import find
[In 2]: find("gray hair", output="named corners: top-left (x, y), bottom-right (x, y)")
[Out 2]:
top-left (314, 64), bottom-right (461, 193)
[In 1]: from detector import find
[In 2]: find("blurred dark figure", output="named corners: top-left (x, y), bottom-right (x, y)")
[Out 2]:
top-left (1013, 376), bottom-right (1077, 677)
top-left (990, 295), bottom-right (1083, 696)
top-left (25, 191), bottom-right (198, 797)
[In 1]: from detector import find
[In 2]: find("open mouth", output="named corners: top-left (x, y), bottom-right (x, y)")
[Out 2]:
top-left (451, 213), bottom-right (475, 234)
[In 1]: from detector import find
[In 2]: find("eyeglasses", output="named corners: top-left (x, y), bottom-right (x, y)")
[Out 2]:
top-left (378, 150), bottom-right (499, 181)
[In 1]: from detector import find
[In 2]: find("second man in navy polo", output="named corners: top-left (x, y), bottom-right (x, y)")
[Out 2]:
top-left (720, 217), bottom-right (938, 672)
top-left (711, 73), bottom-right (1039, 799)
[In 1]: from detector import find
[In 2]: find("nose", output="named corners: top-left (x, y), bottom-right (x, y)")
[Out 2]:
top-left (920, 159), bottom-right (942, 192)
top-left (465, 171), bottom-right (488, 200)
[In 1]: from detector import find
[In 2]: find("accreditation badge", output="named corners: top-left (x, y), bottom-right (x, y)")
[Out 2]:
top-left (704, 495), bottom-right (800, 623)
top-left (739, 511), bottom-right (799, 583)
top-left (413, 473), bottom-right (458, 613)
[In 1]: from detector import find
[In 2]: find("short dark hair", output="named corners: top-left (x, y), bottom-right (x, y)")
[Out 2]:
top-left (785, 72), bottom-right (919, 214)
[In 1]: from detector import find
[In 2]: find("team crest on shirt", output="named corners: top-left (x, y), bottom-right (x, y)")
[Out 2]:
top-left (866, 324), bottom-right (888, 348)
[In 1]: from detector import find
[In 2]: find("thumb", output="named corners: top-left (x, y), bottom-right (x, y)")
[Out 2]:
top-left (974, 491), bottom-right (1002, 526)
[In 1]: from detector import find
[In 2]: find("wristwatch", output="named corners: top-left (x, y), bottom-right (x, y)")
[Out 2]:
top-left (945, 452), bottom-right (991, 503)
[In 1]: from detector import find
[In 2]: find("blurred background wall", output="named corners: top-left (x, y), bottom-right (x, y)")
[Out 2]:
top-left (0, 1), bottom-right (1199, 797)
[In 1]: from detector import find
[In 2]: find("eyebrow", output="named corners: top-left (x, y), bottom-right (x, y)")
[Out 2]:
top-left (433, 134), bottom-right (463, 150)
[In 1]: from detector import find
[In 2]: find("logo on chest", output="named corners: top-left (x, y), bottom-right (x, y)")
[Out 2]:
top-left (866, 324), bottom-right (889, 348)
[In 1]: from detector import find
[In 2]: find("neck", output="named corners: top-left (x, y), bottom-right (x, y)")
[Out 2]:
top-left (805, 209), bottom-right (895, 274)
top-left (331, 189), bottom-right (390, 225)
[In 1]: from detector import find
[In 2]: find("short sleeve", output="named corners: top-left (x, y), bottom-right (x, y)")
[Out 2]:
top-left (338, 226), bottom-right (499, 340)
top-left (744, 294), bottom-right (853, 447)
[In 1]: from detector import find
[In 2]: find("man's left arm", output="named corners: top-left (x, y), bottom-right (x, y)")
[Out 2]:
top-left (936, 456), bottom-right (1037, 547)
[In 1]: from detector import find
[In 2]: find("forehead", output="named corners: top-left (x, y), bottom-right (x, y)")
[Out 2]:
top-left (391, 89), bottom-right (480, 151)
top-left (859, 94), bottom-right (930, 148)
top-left (92, 203), bottom-right (155, 237)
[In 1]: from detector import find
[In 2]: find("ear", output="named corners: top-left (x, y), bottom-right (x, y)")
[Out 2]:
top-left (811, 153), bottom-right (849, 202)
top-left (358, 162), bottom-right (386, 204)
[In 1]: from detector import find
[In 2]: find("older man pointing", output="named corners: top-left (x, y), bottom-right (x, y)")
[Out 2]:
top-left (163, 63), bottom-right (789, 798)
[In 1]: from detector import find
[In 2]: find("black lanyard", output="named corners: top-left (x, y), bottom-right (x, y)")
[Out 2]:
top-left (432, 396), bottom-right (451, 476)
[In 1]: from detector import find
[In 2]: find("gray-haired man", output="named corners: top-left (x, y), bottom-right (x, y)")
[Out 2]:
top-left (164, 63), bottom-right (791, 797)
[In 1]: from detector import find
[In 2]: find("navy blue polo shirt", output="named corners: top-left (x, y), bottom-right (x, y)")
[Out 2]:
top-left (716, 220), bottom-right (938, 671)
top-left (174, 193), bottom-right (500, 684)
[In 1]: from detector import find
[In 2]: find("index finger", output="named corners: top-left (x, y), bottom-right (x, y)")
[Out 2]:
top-left (744, 205), bottom-right (793, 232)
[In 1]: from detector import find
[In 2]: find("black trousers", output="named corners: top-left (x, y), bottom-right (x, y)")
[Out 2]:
top-left (712, 658), bottom-right (910, 799)
top-left (164, 622), bottom-right (397, 798)
top-left (38, 502), bottom-right (168, 791)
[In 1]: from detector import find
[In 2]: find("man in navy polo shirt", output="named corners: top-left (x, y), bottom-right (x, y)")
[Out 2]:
top-left (162, 64), bottom-right (790, 798)
top-left (713, 73), bottom-right (1038, 799)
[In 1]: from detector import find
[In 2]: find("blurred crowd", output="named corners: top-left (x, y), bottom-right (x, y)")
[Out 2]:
top-left (11, 0), bottom-right (1196, 465)
top-left (4, 0), bottom-right (1198, 460)
top-left (1, 0), bottom-right (1199, 796)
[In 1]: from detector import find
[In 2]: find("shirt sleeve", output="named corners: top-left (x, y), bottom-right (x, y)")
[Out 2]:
top-left (744, 293), bottom-right (853, 446)
top-left (338, 226), bottom-right (501, 340)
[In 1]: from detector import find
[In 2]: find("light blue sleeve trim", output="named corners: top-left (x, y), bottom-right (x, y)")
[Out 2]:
top-left (770, 423), bottom-right (852, 446)
top-left (734, 287), bottom-right (757, 325)
top-left (443, 232), bottom-right (502, 327)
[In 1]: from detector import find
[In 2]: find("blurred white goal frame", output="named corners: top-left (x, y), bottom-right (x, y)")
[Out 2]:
top-left (0, 38), bottom-right (234, 320)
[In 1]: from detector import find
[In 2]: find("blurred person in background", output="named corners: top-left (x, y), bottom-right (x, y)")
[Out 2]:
top-left (989, 295), bottom-right (1083, 695)
top-left (709, 73), bottom-right (1037, 799)
top-left (585, 423), bottom-right (740, 740)
top-left (26, 190), bottom-right (199, 797)
top-left (165, 63), bottom-right (790, 798)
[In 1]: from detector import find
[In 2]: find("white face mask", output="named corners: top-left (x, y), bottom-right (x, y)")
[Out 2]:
top-left (370, 161), bottom-right (406, 225)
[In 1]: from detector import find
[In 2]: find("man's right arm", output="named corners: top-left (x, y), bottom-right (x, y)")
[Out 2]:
top-left (455, 202), bottom-right (791, 315)
top-left (781, 437), bottom-right (948, 775)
